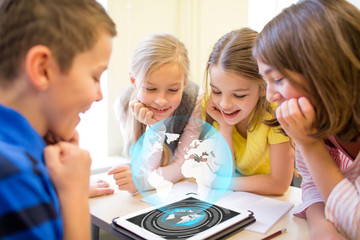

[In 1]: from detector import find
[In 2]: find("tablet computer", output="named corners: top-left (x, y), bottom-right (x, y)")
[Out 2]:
top-left (112, 197), bottom-right (255, 240)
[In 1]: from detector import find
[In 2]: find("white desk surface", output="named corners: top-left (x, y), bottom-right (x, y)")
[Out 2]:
top-left (89, 172), bottom-right (309, 240)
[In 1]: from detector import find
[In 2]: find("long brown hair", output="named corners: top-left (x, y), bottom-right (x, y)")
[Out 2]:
top-left (253, 0), bottom-right (360, 142)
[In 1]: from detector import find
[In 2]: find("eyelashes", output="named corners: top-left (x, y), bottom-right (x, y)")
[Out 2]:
top-left (144, 88), bottom-right (179, 92)
top-left (211, 90), bottom-right (246, 99)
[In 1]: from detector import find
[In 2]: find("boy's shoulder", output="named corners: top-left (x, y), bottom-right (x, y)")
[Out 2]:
top-left (0, 140), bottom-right (62, 240)
top-left (0, 141), bottom-right (37, 179)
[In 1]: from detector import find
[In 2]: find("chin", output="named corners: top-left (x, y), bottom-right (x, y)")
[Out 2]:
top-left (221, 114), bottom-right (239, 125)
top-left (57, 133), bottom-right (71, 142)
top-left (60, 125), bottom-right (78, 141)
top-left (224, 120), bottom-right (236, 126)
top-left (154, 115), bottom-right (168, 122)
top-left (155, 112), bottom-right (174, 121)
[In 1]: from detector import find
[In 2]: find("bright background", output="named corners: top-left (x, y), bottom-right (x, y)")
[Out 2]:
top-left (77, 0), bottom-right (360, 170)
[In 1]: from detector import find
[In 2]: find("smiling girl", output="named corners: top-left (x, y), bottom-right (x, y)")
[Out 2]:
top-left (109, 33), bottom-right (202, 194)
top-left (204, 28), bottom-right (294, 195)
top-left (254, 0), bottom-right (360, 239)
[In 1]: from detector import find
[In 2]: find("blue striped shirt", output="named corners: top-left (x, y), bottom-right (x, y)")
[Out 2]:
top-left (0, 105), bottom-right (63, 239)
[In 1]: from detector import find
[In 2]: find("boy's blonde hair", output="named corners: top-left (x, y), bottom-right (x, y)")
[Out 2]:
top-left (122, 33), bottom-right (190, 156)
top-left (204, 28), bottom-right (277, 131)
top-left (0, 0), bottom-right (116, 86)
top-left (253, 0), bottom-right (360, 141)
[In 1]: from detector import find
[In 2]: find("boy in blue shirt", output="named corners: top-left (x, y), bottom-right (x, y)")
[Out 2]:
top-left (0, 0), bottom-right (116, 239)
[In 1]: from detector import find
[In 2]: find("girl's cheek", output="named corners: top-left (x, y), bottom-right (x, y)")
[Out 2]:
top-left (173, 92), bottom-right (183, 107)
top-left (136, 91), bottom-right (147, 103)
top-left (210, 94), bottom-right (219, 104)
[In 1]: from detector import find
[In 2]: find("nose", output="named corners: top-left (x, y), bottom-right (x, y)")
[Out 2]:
top-left (266, 84), bottom-right (280, 103)
top-left (155, 92), bottom-right (167, 106)
top-left (219, 95), bottom-right (232, 110)
top-left (95, 83), bottom-right (103, 102)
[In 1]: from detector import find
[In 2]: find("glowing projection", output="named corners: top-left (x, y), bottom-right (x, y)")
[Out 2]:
top-left (130, 116), bottom-right (233, 208)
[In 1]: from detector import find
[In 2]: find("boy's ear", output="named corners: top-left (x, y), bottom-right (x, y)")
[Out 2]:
top-left (25, 45), bottom-right (52, 90)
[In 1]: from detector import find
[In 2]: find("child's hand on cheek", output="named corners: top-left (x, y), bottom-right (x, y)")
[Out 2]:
top-left (276, 97), bottom-right (318, 146)
top-left (206, 98), bottom-right (232, 131)
top-left (206, 98), bottom-right (222, 122)
top-left (129, 99), bottom-right (158, 126)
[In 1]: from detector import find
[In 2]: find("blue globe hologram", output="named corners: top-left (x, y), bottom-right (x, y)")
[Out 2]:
top-left (130, 116), bottom-right (233, 209)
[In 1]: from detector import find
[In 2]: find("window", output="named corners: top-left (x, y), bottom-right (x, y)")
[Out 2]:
top-left (249, 0), bottom-right (360, 33)
top-left (248, 0), bottom-right (298, 32)
top-left (348, 0), bottom-right (360, 9)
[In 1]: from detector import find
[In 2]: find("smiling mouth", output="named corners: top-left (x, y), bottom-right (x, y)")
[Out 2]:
top-left (222, 110), bottom-right (240, 118)
top-left (150, 106), bottom-right (171, 114)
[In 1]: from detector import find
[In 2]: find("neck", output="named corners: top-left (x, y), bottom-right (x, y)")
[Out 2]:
top-left (235, 120), bottom-right (248, 138)
top-left (0, 80), bottom-right (46, 137)
top-left (235, 112), bottom-right (252, 138)
top-left (335, 136), bottom-right (360, 159)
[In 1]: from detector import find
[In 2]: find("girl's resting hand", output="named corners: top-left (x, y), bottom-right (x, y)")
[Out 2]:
top-left (206, 98), bottom-right (222, 122)
top-left (276, 97), bottom-right (318, 146)
top-left (108, 165), bottom-right (138, 194)
top-left (129, 99), bottom-right (158, 126)
top-left (309, 220), bottom-right (347, 240)
top-left (206, 98), bottom-right (233, 131)
top-left (89, 179), bottom-right (114, 197)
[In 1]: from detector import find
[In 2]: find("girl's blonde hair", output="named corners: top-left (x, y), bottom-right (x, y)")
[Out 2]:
top-left (253, 0), bottom-right (360, 142)
top-left (204, 28), bottom-right (277, 131)
top-left (122, 33), bottom-right (190, 157)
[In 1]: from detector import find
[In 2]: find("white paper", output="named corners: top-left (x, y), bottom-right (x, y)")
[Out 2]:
top-left (217, 190), bottom-right (294, 234)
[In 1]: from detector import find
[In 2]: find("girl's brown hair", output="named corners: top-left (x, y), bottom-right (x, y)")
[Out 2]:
top-left (253, 0), bottom-right (360, 142)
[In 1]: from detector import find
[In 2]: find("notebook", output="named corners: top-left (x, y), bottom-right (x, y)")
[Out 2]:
top-left (217, 191), bottom-right (294, 234)
top-left (112, 197), bottom-right (255, 240)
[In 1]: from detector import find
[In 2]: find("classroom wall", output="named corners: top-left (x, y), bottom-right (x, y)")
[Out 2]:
top-left (106, 0), bottom-right (249, 156)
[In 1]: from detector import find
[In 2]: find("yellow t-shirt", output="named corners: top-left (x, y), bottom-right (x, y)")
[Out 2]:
top-left (212, 105), bottom-right (289, 176)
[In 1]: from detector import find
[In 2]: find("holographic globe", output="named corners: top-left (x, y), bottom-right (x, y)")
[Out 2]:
top-left (130, 116), bottom-right (233, 209)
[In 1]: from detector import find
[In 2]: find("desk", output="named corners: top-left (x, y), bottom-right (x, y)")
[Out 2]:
top-left (89, 173), bottom-right (309, 240)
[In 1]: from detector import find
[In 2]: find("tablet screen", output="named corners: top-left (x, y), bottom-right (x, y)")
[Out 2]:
top-left (113, 197), bottom-right (255, 240)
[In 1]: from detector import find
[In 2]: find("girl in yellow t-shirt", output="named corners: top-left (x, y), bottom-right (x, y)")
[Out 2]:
top-left (203, 28), bottom-right (294, 195)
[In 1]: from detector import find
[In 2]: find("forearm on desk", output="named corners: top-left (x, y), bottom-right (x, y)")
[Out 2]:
top-left (296, 141), bottom-right (344, 201)
top-left (305, 203), bottom-right (346, 240)
top-left (60, 193), bottom-right (90, 240)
